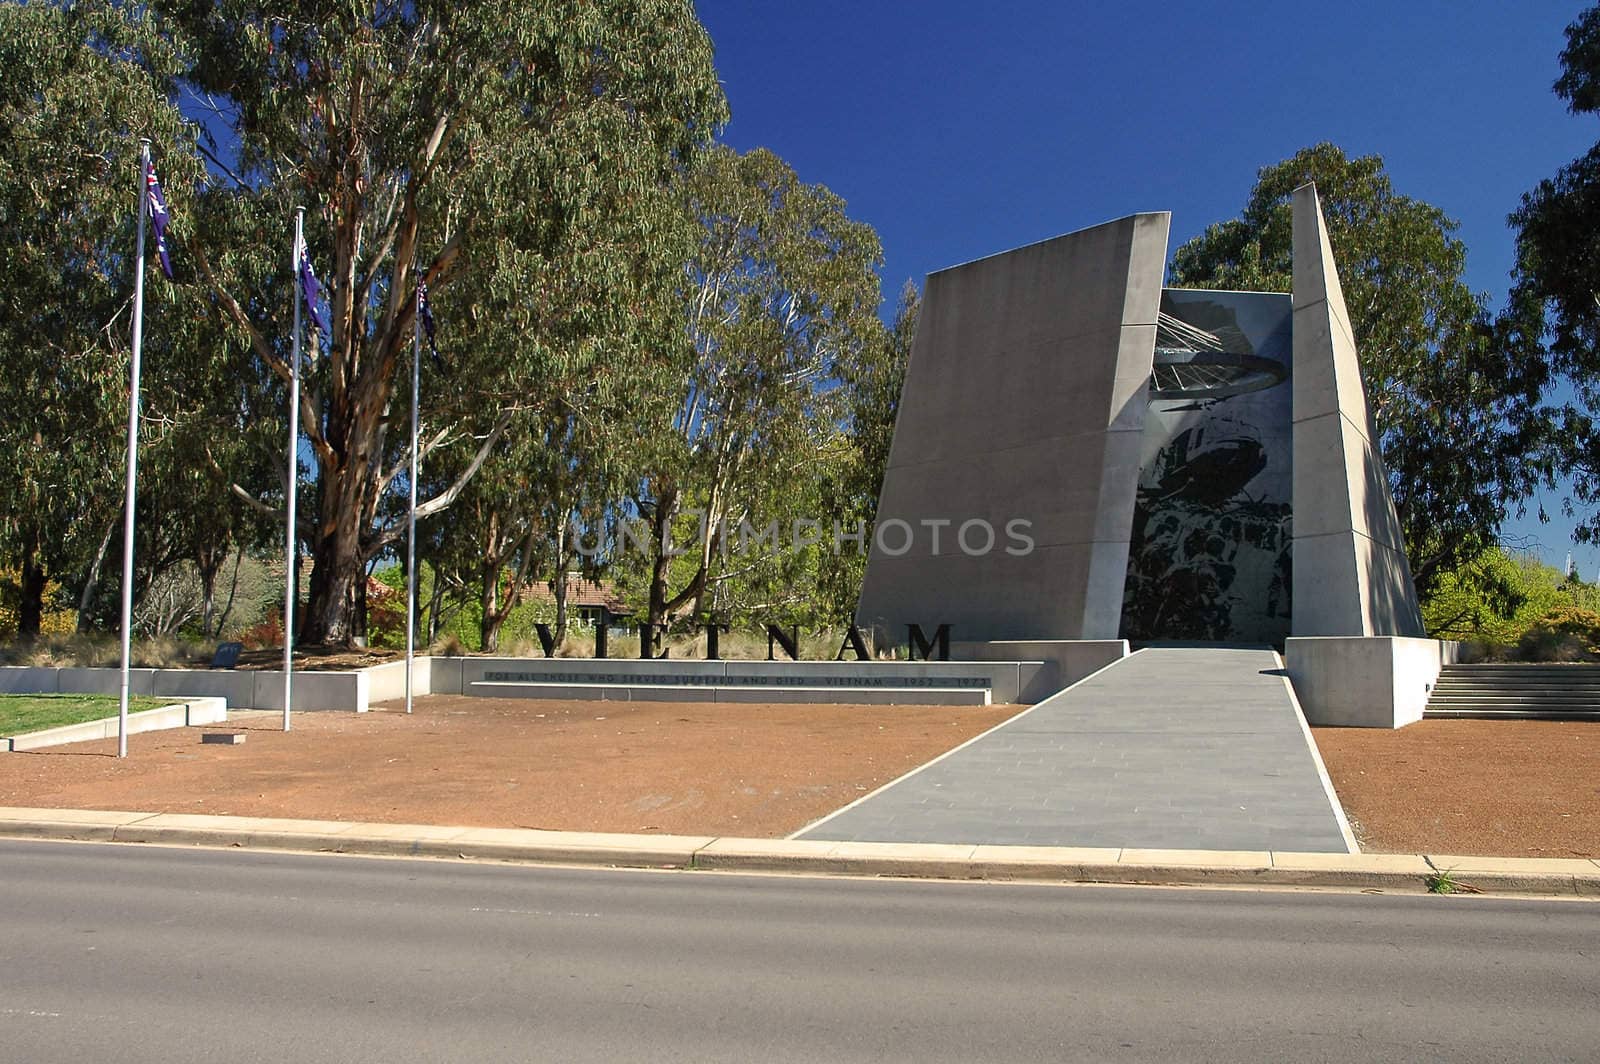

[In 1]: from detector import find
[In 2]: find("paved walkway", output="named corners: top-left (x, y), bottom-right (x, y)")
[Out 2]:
top-left (796, 647), bottom-right (1354, 853)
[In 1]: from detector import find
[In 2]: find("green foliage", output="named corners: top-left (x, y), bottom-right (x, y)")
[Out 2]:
top-left (1511, 5), bottom-right (1600, 541)
top-left (626, 145), bottom-right (888, 627)
top-left (1517, 603), bottom-right (1600, 662)
top-left (1424, 546), bottom-right (1600, 658)
top-left (139, 0), bottom-right (729, 644)
top-left (1423, 548), bottom-right (1543, 643)
top-left (0, 0), bottom-right (202, 635)
top-left (0, 3), bottom-right (912, 651)
top-left (1171, 144), bottom-right (1557, 602)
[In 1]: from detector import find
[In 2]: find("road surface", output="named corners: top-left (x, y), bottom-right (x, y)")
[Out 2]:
top-left (3, 840), bottom-right (1595, 1062)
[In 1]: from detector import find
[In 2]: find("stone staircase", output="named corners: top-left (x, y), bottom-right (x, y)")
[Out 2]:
top-left (1424, 664), bottom-right (1600, 720)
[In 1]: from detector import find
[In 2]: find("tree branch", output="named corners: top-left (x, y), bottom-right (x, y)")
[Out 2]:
top-left (365, 410), bottom-right (515, 551)
top-left (227, 482), bottom-right (313, 537)
top-left (192, 239), bottom-right (326, 448)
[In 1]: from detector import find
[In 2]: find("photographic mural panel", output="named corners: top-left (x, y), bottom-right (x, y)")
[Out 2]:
top-left (1119, 290), bottom-right (1294, 643)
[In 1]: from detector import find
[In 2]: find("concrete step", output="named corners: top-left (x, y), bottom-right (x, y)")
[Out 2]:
top-left (1432, 681), bottom-right (1600, 689)
top-left (1433, 695), bottom-right (1600, 702)
top-left (1440, 664), bottom-right (1600, 671)
top-left (1434, 677), bottom-right (1600, 685)
top-left (1426, 664), bottom-right (1600, 719)
top-left (1429, 688), bottom-right (1600, 697)
top-left (1424, 707), bottom-right (1600, 721)
top-left (1433, 694), bottom-right (1600, 700)
top-left (1436, 674), bottom-right (1600, 683)
top-left (466, 680), bottom-right (992, 706)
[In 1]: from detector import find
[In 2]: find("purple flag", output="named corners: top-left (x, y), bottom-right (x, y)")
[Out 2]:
top-left (145, 167), bottom-right (172, 278)
top-left (417, 279), bottom-right (442, 368)
top-left (297, 240), bottom-right (330, 336)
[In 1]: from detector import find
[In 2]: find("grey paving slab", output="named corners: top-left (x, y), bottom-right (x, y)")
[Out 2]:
top-left (798, 647), bottom-right (1351, 852)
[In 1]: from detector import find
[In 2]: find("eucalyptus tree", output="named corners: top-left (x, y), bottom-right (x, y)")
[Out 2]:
top-left (476, 366), bottom-right (654, 651)
top-left (1170, 143), bottom-right (1556, 599)
top-left (0, 1), bottom-right (202, 636)
top-left (1511, 5), bottom-right (1600, 541)
top-left (149, 0), bottom-right (727, 644)
top-left (634, 146), bottom-right (886, 628)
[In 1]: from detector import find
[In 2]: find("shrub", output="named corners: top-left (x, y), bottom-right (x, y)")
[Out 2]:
top-left (240, 610), bottom-right (284, 651)
top-left (1515, 605), bottom-right (1600, 662)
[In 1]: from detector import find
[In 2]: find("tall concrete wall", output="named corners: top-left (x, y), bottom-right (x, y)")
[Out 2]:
top-left (1290, 184), bottom-right (1425, 637)
top-left (856, 213), bottom-right (1171, 642)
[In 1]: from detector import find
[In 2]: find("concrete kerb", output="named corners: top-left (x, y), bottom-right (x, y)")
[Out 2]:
top-left (0, 808), bottom-right (1594, 896)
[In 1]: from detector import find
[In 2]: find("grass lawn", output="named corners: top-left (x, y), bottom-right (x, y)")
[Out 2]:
top-left (0, 694), bottom-right (171, 737)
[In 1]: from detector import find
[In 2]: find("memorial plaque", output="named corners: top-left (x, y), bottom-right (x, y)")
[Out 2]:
top-left (211, 642), bottom-right (244, 669)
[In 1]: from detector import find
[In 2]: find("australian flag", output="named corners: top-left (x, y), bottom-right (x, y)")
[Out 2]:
top-left (416, 279), bottom-right (442, 368)
top-left (145, 167), bottom-right (172, 278)
top-left (297, 239), bottom-right (330, 336)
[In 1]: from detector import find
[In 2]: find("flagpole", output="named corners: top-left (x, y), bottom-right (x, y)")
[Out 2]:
top-left (284, 207), bottom-right (304, 733)
top-left (116, 139), bottom-right (152, 759)
top-left (406, 269), bottom-right (421, 715)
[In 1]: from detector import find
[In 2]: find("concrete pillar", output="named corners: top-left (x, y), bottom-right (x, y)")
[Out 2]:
top-left (1290, 184), bottom-right (1424, 637)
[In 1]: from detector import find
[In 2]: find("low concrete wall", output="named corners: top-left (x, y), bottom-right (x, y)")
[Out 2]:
top-left (0, 666), bottom-right (369, 712)
top-left (59, 667), bottom-right (157, 696)
top-left (4, 697), bottom-right (227, 752)
top-left (953, 640), bottom-right (1129, 702)
top-left (152, 670), bottom-right (256, 706)
top-left (1285, 637), bottom-right (1461, 728)
top-left (456, 656), bottom-right (1033, 704)
top-left (724, 661), bottom-right (1024, 703)
top-left (466, 681), bottom-right (992, 706)
top-left (0, 667), bottom-right (65, 695)
top-left (4, 654), bottom-right (1059, 710)
top-left (365, 660), bottom-right (428, 704)
top-left (429, 656), bottom-right (466, 697)
top-left (247, 670), bottom-right (368, 713)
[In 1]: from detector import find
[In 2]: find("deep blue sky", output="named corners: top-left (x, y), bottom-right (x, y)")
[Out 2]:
top-left (698, 0), bottom-right (1596, 572)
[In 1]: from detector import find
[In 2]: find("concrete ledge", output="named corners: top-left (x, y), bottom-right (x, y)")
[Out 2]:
top-left (953, 640), bottom-right (1129, 702)
top-left (1286, 636), bottom-right (1460, 728)
top-left (465, 681), bottom-right (993, 706)
top-left (0, 808), bottom-right (1593, 897)
top-left (6, 658), bottom-right (1034, 712)
top-left (713, 686), bottom-right (989, 706)
top-left (2, 697), bottom-right (227, 752)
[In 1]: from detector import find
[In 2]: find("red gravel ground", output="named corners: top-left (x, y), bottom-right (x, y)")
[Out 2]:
top-left (0, 696), bottom-right (1022, 838)
top-left (4, 700), bottom-right (1593, 857)
top-left (1313, 720), bottom-right (1600, 858)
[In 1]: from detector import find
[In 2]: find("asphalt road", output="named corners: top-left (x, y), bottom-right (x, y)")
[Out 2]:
top-left (2, 841), bottom-right (1596, 1063)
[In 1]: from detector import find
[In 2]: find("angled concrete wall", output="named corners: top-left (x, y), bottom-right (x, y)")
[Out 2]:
top-left (856, 213), bottom-right (1171, 642)
top-left (1287, 637), bottom-right (1459, 728)
top-left (1290, 185), bottom-right (1424, 637)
